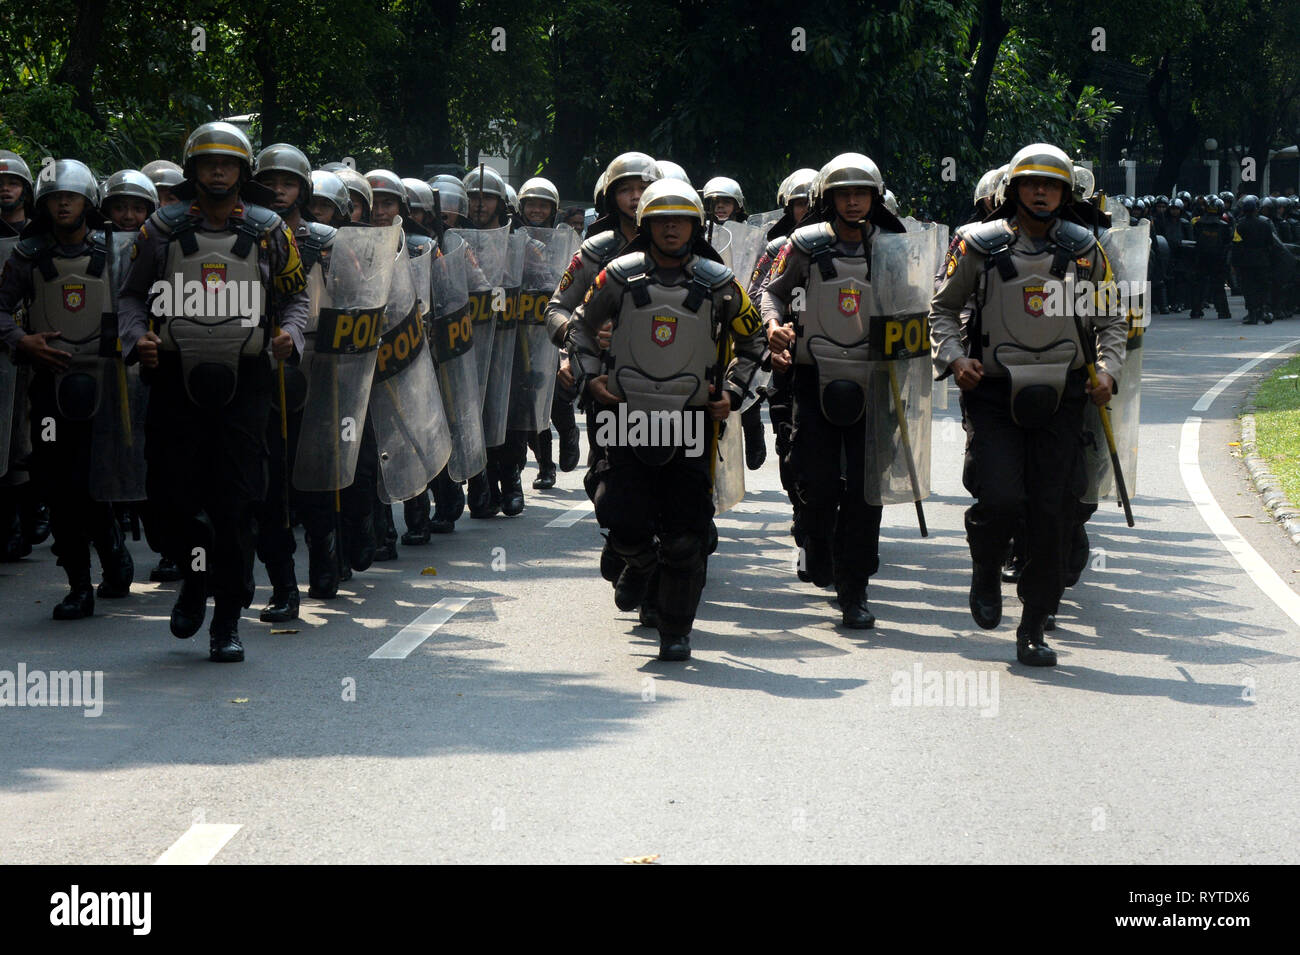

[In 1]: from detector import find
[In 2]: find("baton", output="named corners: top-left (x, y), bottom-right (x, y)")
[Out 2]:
top-left (887, 361), bottom-right (928, 537)
top-left (115, 338), bottom-right (133, 448)
top-left (1071, 311), bottom-right (1134, 527)
top-left (274, 324), bottom-right (291, 529)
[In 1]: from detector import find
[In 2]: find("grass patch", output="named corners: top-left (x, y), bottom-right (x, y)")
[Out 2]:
top-left (1252, 354), bottom-right (1300, 507)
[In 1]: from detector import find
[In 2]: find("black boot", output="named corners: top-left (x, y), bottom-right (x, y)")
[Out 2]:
top-left (401, 493), bottom-right (431, 546)
top-left (558, 426), bottom-right (581, 472)
top-left (150, 556), bottom-right (183, 582)
top-left (259, 561), bottom-right (300, 623)
top-left (612, 541), bottom-right (657, 612)
top-left (532, 431), bottom-right (556, 489)
top-left (209, 613), bottom-right (245, 663)
top-left (23, 500), bottom-right (50, 547)
top-left (798, 534), bottom-right (834, 587)
top-left (170, 574), bottom-right (207, 639)
top-left (742, 404), bottom-right (767, 470)
top-left (1001, 550), bottom-right (1025, 584)
top-left (599, 539), bottom-right (625, 583)
top-left (1016, 608), bottom-right (1057, 666)
top-left (836, 582), bottom-right (875, 629)
top-left (657, 620), bottom-right (692, 661)
top-left (1, 507), bottom-right (30, 561)
top-left (501, 466), bottom-right (525, 516)
top-left (95, 524), bottom-right (135, 598)
top-left (969, 561), bottom-right (1002, 630)
top-left (341, 508), bottom-right (375, 572)
top-left (429, 473), bottom-right (463, 533)
top-left (53, 570), bottom-right (94, 620)
top-left (373, 503), bottom-right (398, 561)
top-left (468, 473), bottom-right (498, 518)
top-left (306, 528), bottom-right (339, 600)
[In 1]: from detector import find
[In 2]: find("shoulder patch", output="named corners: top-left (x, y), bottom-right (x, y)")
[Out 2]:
top-left (771, 240), bottom-right (792, 277)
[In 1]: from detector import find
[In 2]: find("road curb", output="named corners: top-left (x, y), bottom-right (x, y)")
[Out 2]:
top-left (1239, 406), bottom-right (1300, 547)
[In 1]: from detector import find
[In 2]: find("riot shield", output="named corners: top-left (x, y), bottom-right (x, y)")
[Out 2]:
top-left (448, 226), bottom-right (509, 410)
top-left (90, 230), bottom-right (149, 501)
top-left (508, 226), bottom-right (579, 432)
top-left (715, 221), bottom-right (767, 288)
top-left (371, 241), bottom-right (452, 503)
top-left (862, 225), bottom-right (944, 508)
top-left (480, 230), bottom-right (525, 447)
top-left (1083, 218), bottom-right (1148, 503)
top-left (711, 410), bottom-right (745, 515)
top-left (0, 234), bottom-right (19, 478)
top-left (431, 238), bottom-right (487, 481)
top-left (746, 209), bottom-right (784, 233)
top-left (293, 222), bottom-right (403, 492)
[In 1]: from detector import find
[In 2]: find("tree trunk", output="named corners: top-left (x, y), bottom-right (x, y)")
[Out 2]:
top-left (1146, 52), bottom-right (1199, 194)
top-left (967, 0), bottom-right (1010, 151)
top-left (54, 0), bottom-right (111, 127)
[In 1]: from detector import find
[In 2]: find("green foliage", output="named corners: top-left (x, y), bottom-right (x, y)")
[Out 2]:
top-left (1251, 355), bottom-right (1300, 510)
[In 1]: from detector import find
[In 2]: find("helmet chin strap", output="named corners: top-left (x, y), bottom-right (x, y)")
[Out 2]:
top-left (1015, 195), bottom-right (1060, 222)
top-left (198, 180), bottom-right (237, 200)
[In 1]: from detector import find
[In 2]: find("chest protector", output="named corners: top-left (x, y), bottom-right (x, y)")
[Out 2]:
top-left (154, 204), bottom-right (275, 408)
top-left (967, 218), bottom-right (1094, 428)
top-left (25, 234), bottom-right (115, 420)
top-left (792, 222), bottom-right (874, 425)
top-left (606, 252), bottom-right (728, 464)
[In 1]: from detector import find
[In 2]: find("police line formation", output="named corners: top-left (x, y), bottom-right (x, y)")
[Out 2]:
top-left (5, 122), bottom-right (1237, 669)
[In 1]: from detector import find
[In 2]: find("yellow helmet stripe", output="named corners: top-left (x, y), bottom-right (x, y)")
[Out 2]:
top-left (1012, 163), bottom-right (1069, 176)
top-left (646, 203), bottom-right (699, 212)
top-left (191, 142), bottom-right (250, 158)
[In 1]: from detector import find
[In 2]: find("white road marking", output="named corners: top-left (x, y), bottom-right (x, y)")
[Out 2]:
top-left (546, 500), bottom-right (593, 528)
top-left (154, 823), bottom-right (242, 865)
top-left (1180, 338), bottom-right (1300, 625)
top-left (1191, 339), bottom-right (1300, 411)
top-left (369, 596), bottom-right (474, 659)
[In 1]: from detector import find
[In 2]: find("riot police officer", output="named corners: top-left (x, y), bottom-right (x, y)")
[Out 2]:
top-left (929, 143), bottom-right (1127, 667)
top-left (1190, 198), bottom-right (1233, 320)
top-left (703, 177), bottom-right (748, 224)
top-left (761, 153), bottom-right (910, 630)
top-left (0, 150), bottom-right (37, 563)
top-left (0, 159), bottom-right (136, 617)
top-left (141, 160), bottom-right (185, 209)
top-left (1234, 196), bottom-right (1274, 325)
top-left (101, 170), bottom-right (159, 233)
top-left (118, 122), bottom-right (309, 662)
top-left (571, 178), bottom-right (766, 661)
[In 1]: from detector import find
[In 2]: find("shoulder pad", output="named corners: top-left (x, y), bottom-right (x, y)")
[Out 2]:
top-left (406, 233), bottom-right (434, 256)
top-left (238, 203), bottom-right (281, 234)
top-left (15, 234), bottom-right (53, 259)
top-left (956, 219), bottom-right (1013, 254)
top-left (1050, 219), bottom-right (1097, 255)
top-left (304, 221), bottom-right (336, 248)
top-left (581, 229), bottom-right (625, 266)
top-left (150, 202), bottom-right (196, 237)
top-left (689, 256), bottom-right (734, 289)
top-left (605, 250), bottom-right (649, 284)
top-left (790, 221), bottom-right (835, 255)
top-left (763, 237), bottom-right (786, 259)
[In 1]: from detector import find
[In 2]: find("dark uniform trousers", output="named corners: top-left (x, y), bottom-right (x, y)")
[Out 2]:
top-left (961, 369), bottom-right (1088, 615)
top-left (27, 370), bottom-right (121, 579)
top-left (145, 353), bottom-right (271, 615)
top-left (788, 373), bottom-right (884, 594)
top-left (254, 390), bottom-right (301, 578)
top-left (767, 366), bottom-right (799, 509)
top-left (590, 429), bottom-right (714, 638)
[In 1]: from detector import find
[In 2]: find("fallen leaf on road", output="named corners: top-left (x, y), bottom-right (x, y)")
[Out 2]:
top-left (421, 567), bottom-right (438, 576)
top-left (1228, 441), bottom-right (1241, 446)
top-left (231, 698), bottom-right (249, 704)
top-left (1234, 514), bottom-right (1254, 518)
top-left (271, 629), bottom-right (299, 634)
top-left (622, 854), bottom-right (660, 864)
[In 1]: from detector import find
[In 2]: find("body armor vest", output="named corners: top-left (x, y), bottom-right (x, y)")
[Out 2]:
top-left (153, 204), bottom-right (276, 408)
top-left (791, 221), bottom-right (875, 425)
top-left (25, 234), bottom-right (114, 420)
top-left (965, 218), bottom-right (1095, 427)
top-left (605, 252), bottom-right (730, 463)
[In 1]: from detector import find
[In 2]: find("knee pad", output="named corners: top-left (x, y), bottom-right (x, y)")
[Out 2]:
top-left (659, 530), bottom-right (706, 570)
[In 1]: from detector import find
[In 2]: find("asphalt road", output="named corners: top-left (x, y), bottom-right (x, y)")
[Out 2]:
top-left (2, 297), bottom-right (1298, 864)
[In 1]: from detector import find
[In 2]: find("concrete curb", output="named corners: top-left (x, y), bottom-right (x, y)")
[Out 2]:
top-left (1240, 407), bottom-right (1300, 547)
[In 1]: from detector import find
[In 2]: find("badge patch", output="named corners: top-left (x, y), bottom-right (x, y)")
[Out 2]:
top-left (838, 288), bottom-right (861, 316)
top-left (945, 252), bottom-right (957, 277)
top-left (652, 314), bottom-right (677, 347)
top-left (772, 243), bottom-right (790, 276)
top-left (202, 263), bottom-right (227, 289)
top-left (63, 283), bottom-right (85, 312)
top-left (557, 269), bottom-right (573, 293)
top-left (1023, 285), bottom-right (1045, 317)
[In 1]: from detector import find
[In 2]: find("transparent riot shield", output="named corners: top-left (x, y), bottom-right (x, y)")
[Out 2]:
top-left (746, 209), bottom-right (785, 234)
top-left (449, 225), bottom-right (509, 410)
top-left (863, 226), bottom-right (943, 508)
top-left (90, 230), bottom-right (148, 501)
top-left (1084, 219), bottom-right (1148, 503)
top-left (481, 229), bottom-right (525, 447)
top-left (711, 410), bottom-right (746, 515)
top-left (716, 221), bottom-right (767, 290)
top-left (293, 222), bottom-right (403, 492)
top-left (371, 243), bottom-right (452, 503)
top-left (430, 237), bottom-right (487, 482)
top-left (508, 226), bottom-right (580, 432)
